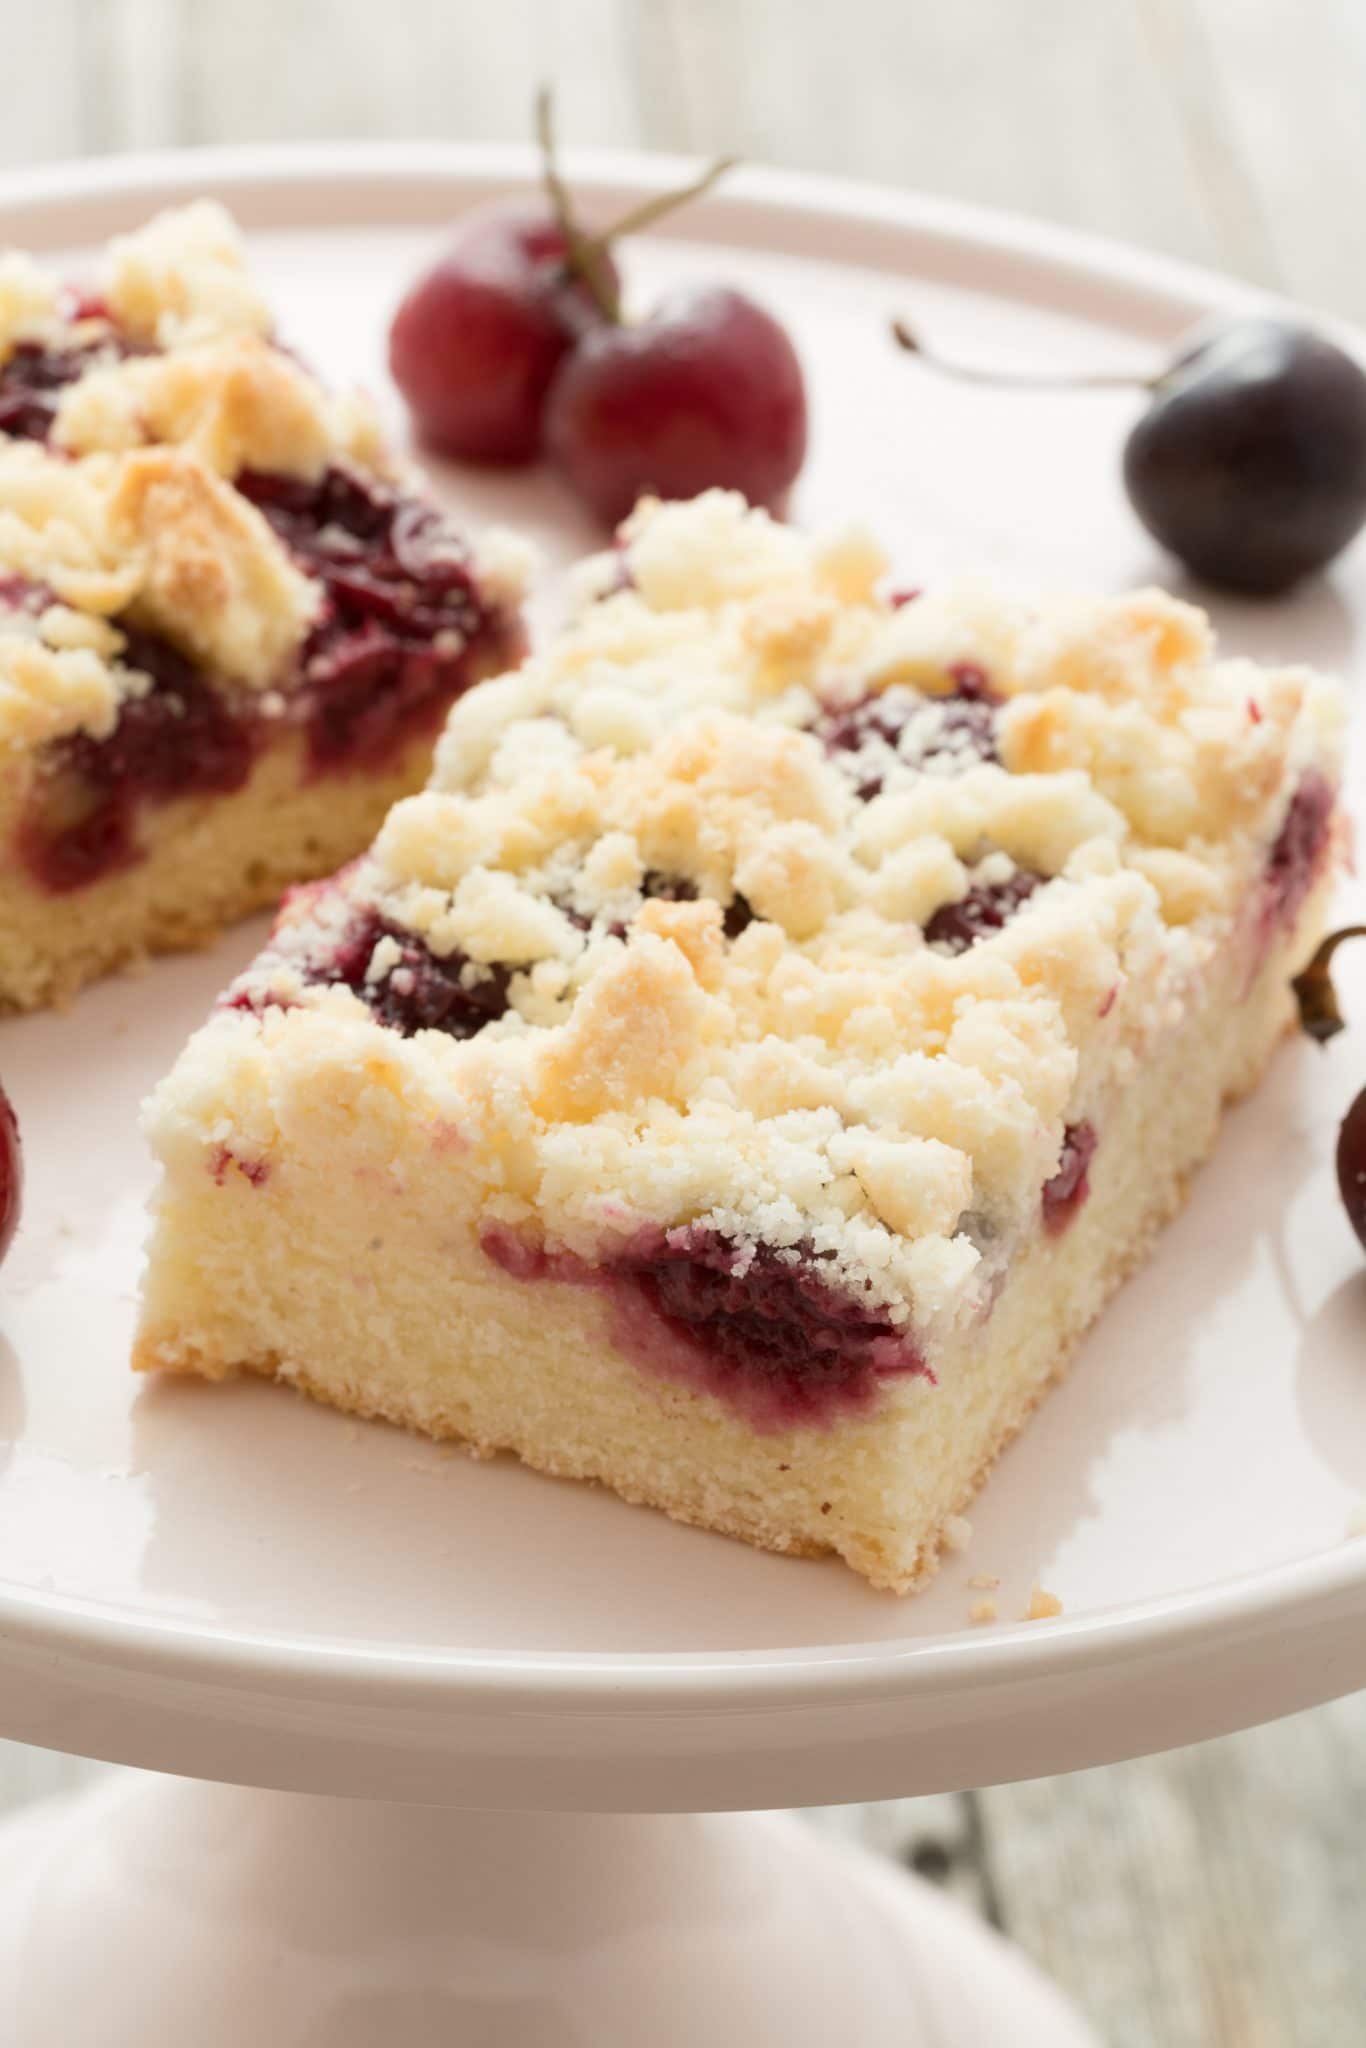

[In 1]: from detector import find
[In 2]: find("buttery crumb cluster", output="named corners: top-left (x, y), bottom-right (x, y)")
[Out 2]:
top-left (219, 491), bottom-right (1342, 1339)
top-left (0, 203), bottom-right (525, 755)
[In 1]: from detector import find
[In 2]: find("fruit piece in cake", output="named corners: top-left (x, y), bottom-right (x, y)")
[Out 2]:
top-left (134, 491), bottom-right (1347, 1593)
top-left (0, 202), bottom-right (529, 1011)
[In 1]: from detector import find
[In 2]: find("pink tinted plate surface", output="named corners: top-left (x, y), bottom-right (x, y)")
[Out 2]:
top-left (0, 147), bottom-right (1363, 1807)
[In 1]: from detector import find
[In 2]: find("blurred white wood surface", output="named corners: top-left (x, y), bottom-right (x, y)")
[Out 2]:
top-left (3, 4), bottom-right (1365, 2045)
top-left (17, 0), bottom-right (1363, 324)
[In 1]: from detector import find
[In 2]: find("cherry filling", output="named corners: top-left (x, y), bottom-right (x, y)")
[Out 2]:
top-left (482, 1222), bottom-right (929, 1432)
top-left (16, 465), bottom-right (514, 894)
top-left (638, 871), bottom-right (754, 940)
top-left (563, 870), bottom-right (755, 941)
top-left (1041, 1121), bottom-right (1097, 1236)
top-left (924, 869), bottom-right (1041, 954)
top-left (6, 329), bottom-right (507, 782)
top-left (241, 871), bottom-right (756, 1035)
top-left (239, 466), bottom-right (508, 777)
top-left (818, 676), bottom-right (1000, 800)
top-left (1264, 770), bottom-right (1335, 930)
top-left (252, 904), bottom-right (513, 1039)
top-left (0, 332), bottom-right (132, 443)
top-left (3, 305), bottom-right (516, 891)
top-left (19, 623), bottom-right (258, 893)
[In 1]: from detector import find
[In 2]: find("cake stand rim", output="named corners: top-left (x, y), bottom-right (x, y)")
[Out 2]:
top-left (0, 1511), bottom-right (1362, 1717)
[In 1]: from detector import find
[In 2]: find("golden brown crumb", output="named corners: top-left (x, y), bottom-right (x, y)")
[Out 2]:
top-left (969, 1598), bottom-right (999, 1626)
top-left (967, 1571), bottom-right (1001, 1591)
top-left (1025, 1585), bottom-right (1064, 1621)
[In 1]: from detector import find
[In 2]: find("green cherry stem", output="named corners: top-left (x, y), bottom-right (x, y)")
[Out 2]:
top-left (584, 154), bottom-right (740, 253)
top-left (535, 85), bottom-right (622, 323)
top-left (535, 84), bottom-right (738, 327)
top-left (891, 317), bottom-right (1159, 392)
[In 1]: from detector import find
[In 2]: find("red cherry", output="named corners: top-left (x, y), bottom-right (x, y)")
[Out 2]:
top-left (0, 1082), bottom-right (21, 1266)
top-left (388, 204), bottom-right (619, 465)
top-left (544, 286), bottom-right (808, 528)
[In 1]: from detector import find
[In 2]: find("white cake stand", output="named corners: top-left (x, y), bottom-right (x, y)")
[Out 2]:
top-left (1, 145), bottom-right (1364, 2047)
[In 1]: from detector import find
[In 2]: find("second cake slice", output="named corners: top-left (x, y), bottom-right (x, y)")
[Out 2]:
top-left (0, 201), bottom-right (527, 1010)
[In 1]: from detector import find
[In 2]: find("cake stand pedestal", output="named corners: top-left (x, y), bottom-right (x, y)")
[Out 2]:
top-left (0, 1775), bottom-right (1094, 2047)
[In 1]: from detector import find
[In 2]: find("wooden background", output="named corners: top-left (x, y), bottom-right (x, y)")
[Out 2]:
top-left (4, 3), bottom-right (1366, 2042)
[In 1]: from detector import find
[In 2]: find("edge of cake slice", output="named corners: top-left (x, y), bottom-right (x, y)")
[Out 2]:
top-left (133, 491), bottom-right (1347, 1594)
top-left (0, 201), bottom-right (528, 1011)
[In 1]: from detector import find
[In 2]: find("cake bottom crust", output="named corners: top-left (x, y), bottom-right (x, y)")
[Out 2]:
top-left (0, 633), bottom-right (515, 1014)
top-left (135, 1026), bottom-right (1273, 1589)
top-left (134, 876), bottom-right (1333, 1595)
top-left (1, 735), bottom-right (433, 1012)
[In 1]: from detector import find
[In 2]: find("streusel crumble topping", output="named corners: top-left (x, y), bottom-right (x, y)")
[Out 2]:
top-left (0, 204), bottom-right (527, 756)
top-left (202, 491), bottom-right (1343, 1341)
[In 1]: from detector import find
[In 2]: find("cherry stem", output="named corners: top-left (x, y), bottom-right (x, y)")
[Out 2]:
top-left (891, 318), bottom-right (1160, 392)
top-left (584, 155), bottom-right (740, 252)
top-left (535, 85), bottom-right (738, 325)
top-left (1291, 925), bottom-right (1366, 1045)
top-left (535, 85), bottom-right (622, 322)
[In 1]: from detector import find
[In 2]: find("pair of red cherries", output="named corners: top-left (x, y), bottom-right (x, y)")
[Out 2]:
top-left (389, 97), bottom-right (806, 529)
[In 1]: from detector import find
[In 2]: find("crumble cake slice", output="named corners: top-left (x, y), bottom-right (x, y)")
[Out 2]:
top-left (134, 491), bottom-right (1346, 1594)
top-left (0, 202), bottom-right (528, 1010)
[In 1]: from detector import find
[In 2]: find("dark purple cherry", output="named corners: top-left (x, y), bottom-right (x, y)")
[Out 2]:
top-left (0, 1083), bottom-right (22, 1266)
top-left (264, 905), bottom-right (514, 1041)
top-left (894, 314), bottom-right (1366, 597)
top-left (1338, 1086), bottom-right (1366, 1253)
top-left (1291, 927), bottom-right (1366, 1255)
top-left (1124, 321), bottom-right (1366, 597)
top-left (923, 870), bottom-right (1041, 954)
